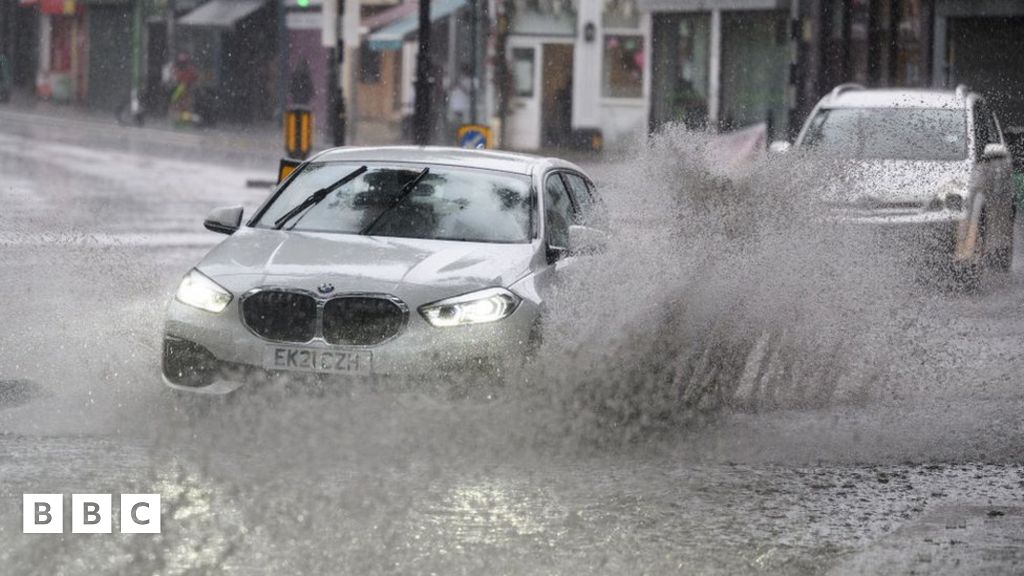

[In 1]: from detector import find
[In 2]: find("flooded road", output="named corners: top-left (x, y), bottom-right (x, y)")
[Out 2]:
top-left (1, 114), bottom-right (1023, 574)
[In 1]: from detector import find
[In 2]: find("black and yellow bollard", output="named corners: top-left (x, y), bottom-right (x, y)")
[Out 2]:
top-left (284, 107), bottom-right (313, 160)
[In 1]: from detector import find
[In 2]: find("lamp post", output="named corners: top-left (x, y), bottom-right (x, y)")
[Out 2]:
top-left (129, 0), bottom-right (145, 122)
top-left (412, 0), bottom-right (432, 145)
top-left (323, 0), bottom-right (346, 146)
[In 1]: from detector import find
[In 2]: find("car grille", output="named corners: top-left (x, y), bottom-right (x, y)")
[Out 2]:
top-left (323, 297), bottom-right (406, 345)
top-left (241, 290), bottom-right (406, 345)
top-left (242, 290), bottom-right (318, 342)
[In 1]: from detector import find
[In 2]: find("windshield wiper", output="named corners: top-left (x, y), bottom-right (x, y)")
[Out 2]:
top-left (273, 165), bottom-right (368, 230)
top-left (359, 167), bottom-right (430, 235)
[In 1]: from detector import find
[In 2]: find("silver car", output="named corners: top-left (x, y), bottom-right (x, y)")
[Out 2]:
top-left (779, 84), bottom-right (1016, 279)
top-left (162, 147), bottom-right (605, 395)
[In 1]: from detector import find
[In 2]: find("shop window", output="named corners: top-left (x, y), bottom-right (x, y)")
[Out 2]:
top-left (720, 11), bottom-right (789, 137)
top-left (512, 48), bottom-right (535, 98)
top-left (650, 13), bottom-right (710, 129)
top-left (602, 34), bottom-right (644, 99)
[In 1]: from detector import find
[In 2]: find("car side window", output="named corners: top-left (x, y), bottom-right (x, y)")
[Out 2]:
top-left (974, 103), bottom-right (1000, 156)
top-left (987, 112), bottom-right (1002, 145)
top-left (562, 173), bottom-right (593, 225)
top-left (544, 173), bottom-right (575, 248)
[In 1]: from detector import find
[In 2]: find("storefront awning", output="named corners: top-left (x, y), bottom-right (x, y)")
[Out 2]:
top-left (366, 0), bottom-right (467, 52)
top-left (179, 0), bottom-right (266, 29)
top-left (638, 0), bottom-right (787, 11)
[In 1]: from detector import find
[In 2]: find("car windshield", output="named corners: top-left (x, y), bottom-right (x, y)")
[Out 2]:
top-left (255, 162), bottom-right (534, 243)
top-left (802, 107), bottom-right (968, 161)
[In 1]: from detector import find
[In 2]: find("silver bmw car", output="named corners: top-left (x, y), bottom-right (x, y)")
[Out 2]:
top-left (162, 147), bottom-right (606, 394)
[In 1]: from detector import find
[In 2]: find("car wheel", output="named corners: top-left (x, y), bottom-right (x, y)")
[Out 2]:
top-left (950, 210), bottom-right (987, 292)
top-left (998, 203), bottom-right (1016, 272)
top-left (974, 206), bottom-right (1014, 275)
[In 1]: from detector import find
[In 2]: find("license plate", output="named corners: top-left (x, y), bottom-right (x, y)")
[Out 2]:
top-left (263, 346), bottom-right (372, 375)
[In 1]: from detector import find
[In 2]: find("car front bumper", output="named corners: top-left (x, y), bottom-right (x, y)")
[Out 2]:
top-left (831, 211), bottom-right (969, 264)
top-left (161, 296), bottom-right (538, 395)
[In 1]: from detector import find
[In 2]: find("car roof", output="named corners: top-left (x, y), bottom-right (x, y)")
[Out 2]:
top-left (311, 146), bottom-right (584, 176)
top-left (823, 87), bottom-right (970, 110)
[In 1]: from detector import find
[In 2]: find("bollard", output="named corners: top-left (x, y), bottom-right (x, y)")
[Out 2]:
top-left (284, 106), bottom-right (313, 159)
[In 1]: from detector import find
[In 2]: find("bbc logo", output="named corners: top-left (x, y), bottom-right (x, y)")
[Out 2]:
top-left (23, 494), bottom-right (161, 534)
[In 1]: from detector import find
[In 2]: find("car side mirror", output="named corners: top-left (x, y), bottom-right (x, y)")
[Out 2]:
top-left (568, 224), bottom-right (607, 256)
top-left (546, 244), bottom-right (568, 265)
top-left (983, 143), bottom-right (1009, 160)
top-left (204, 205), bottom-right (244, 235)
top-left (769, 141), bottom-right (791, 154)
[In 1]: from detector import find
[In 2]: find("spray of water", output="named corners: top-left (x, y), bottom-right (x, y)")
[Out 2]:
top-left (513, 125), bottom-right (922, 446)
top-left (2, 126), bottom-right (1010, 574)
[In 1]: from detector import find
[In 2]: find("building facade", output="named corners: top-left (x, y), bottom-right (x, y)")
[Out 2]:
top-left (5, 0), bottom-right (1024, 154)
top-left (643, 0), bottom-right (792, 141)
top-left (502, 0), bottom-right (651, 151)
top-left (796, 0), bottom-right (1024, 139)
top-left (5, 0), bottom-right (134, 109)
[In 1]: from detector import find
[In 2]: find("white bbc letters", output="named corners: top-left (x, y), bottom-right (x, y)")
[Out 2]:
top-left (120, 494), bottom-right (161, 534)
top-left (22, 494), bottom-right (161, 534)
top-left (23, 494), bottom-right (63, 533)
top-left (72, 494), bottom-right (112, 534)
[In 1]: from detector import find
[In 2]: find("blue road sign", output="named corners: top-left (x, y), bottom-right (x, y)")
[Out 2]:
top-left (457, 124), bottom-right (492, 149)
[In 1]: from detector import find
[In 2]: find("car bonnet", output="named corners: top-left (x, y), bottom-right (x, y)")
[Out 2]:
top-left (194, 228), bottom-right (538, 306)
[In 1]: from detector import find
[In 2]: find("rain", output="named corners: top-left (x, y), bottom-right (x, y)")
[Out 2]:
top-left (2, 0), bottom-right (1024, 574)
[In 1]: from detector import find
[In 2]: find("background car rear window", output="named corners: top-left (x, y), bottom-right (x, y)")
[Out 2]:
top-left (256, 163), bottom-right (534, 243)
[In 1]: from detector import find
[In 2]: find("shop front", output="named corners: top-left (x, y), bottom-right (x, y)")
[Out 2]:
top-left (365, 0), bottom-right (478, 145)
top-left (33, 0), bottom-right (87, 102)
top-left (84, 0), bottom-right (132, 111)
top-left (505, 0), bottom-right (649, 151)
top-left (177, 0), bottom-right (277, 123)
top-left (643, 0), bottom-right (790, 141)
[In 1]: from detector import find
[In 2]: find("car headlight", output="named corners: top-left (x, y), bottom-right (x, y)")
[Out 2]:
top-left (419, 288), bottom-right (521, 327)
top-left (175, 269), bottom-right (233, 313)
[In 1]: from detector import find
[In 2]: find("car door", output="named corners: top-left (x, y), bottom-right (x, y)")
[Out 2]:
top-left (530, 171), bottom-right (582, 304)
top-left (528, 170), bottom-right (601, 338)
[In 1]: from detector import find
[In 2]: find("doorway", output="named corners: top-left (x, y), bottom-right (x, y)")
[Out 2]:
top-left (541, 43), bottom-right (573, 148)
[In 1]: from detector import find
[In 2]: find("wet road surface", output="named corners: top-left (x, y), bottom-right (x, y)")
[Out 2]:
top-left (0, 112), bottom-right (1023, 575)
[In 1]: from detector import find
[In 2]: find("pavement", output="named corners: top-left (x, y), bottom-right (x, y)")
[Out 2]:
top-left (0, 96), bottom-right (283, 169)
top-left (0, 95), bottom-right (606, 169)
